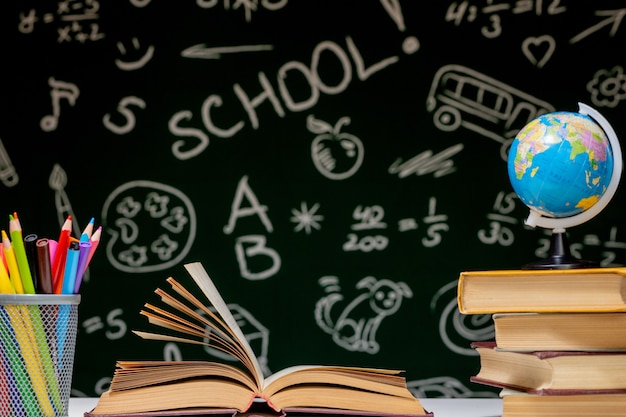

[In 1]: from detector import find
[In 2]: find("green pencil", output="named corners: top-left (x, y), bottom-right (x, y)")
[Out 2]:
top-left (0, 305), bottom-right (43, 415)
top-left (8, 215), bottom-right (35, 294)
top-left (9, 216), bottom-right (63, 411)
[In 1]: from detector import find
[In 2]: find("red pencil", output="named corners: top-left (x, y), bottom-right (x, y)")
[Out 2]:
top-left (51, 215), bottom-right (72, 294)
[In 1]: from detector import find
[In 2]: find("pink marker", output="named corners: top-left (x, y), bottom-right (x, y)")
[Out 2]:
top-left (48, 240), bottom-right (58, 268)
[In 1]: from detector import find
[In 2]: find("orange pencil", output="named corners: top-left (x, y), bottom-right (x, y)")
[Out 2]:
top-left (1, 230), bottom-right (24, 294)
top-left (51, 215), bottom-right (72, 294)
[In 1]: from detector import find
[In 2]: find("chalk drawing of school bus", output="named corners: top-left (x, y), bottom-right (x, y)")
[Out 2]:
top-left (426, 64), bottom-right (554, 160)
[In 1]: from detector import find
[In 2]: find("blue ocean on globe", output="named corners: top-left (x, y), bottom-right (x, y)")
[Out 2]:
top-left (507, 111), bottom-right (614, 218)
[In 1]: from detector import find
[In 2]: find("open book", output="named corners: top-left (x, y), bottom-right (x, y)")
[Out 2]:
top-left (89, 262), bottom-right (431, 417)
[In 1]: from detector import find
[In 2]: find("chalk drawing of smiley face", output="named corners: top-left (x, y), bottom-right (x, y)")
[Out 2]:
top-left (102, 180), bottom-right (197, 273)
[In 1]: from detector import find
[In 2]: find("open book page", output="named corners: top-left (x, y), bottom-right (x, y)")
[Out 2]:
top-left (262, 365), bottom-right (414, 398)
top-left (109, 361), bottom-right (259, 392)
top-left (132, 262), bottom-right (264, 389)
top-left (184, 262), bottom-right (265, 387)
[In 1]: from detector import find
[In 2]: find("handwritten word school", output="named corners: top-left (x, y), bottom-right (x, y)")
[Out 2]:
top-left (0, 213), bottom-right (101, 295)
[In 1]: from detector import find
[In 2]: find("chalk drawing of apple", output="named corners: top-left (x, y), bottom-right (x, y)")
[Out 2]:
top-left (307, 115), bottom-right (364, 180)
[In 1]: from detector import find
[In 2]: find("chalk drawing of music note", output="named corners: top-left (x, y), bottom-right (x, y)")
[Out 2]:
top-left (40, 77), bottom-right (80, 132)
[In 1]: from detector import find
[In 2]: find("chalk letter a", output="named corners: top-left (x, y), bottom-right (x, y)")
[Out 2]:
top-left (224, 175), bottom-right (274, 234)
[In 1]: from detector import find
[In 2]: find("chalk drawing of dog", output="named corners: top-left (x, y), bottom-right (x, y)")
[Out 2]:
top-left (315, 276), bottom-right (413, 354)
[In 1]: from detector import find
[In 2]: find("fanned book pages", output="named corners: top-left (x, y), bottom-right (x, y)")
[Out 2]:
top-left (457, 267), bottom-right (626, 314)
top-left (87, 262), bottom-right (432, 417)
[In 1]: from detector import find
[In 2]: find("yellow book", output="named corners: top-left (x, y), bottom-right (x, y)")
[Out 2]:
top-left (88, 262), bottom-right (431, 417)
top-left (471, 341), bottom-right (626, 392)
top-left (492, 312), bottom-right (626, 351)
top-left (500, 388), bottom-right (626, 417)
top-left (457, 267), bottom-right (626, 314)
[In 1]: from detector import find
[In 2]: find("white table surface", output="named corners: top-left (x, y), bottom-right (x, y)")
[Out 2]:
top-left (69, 398), bottom-right (503, 417)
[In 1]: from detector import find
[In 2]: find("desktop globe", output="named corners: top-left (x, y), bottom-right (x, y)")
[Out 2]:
top-left (509, 111), bottom-right (613, 218)
top-left (507, 103), bottom-right (623, 269)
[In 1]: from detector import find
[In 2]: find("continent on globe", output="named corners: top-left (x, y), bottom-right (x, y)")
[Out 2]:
top-left (508, 111), bottom-right (613, 218)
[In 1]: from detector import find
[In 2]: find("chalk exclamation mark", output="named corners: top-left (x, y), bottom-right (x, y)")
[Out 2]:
top-left (379, 0), bottom-right (419, 54)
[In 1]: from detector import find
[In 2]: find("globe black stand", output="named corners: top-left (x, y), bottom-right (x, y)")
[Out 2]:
top-left (523, 230), bottom-right (599, 270)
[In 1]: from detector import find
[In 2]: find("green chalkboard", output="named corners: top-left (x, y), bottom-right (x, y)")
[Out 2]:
top-left (3, 0), bottom-right (626, 399)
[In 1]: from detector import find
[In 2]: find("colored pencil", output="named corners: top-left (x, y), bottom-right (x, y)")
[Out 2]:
top-left (11, 212), bottom-right (21, 231)
top-left (0, 257), bottom-right (14, 293)
top-left (0, 342), bottom-right (8, 412)
top-left (9, 216), bottom-right (36, 294)
top-left (24, 304), bottom-right (63, 413)
top-left (80, 217), bottom-right (95, 242)
top-left (1, 231), bottom-right (24, 294)
top-left (84, 225), bottom-right (101, 273)
top-left (8, 215), bottom-right (62, 409)
top-left (5, 304), bottom-right (54, 415)
top-left (0, 248), bottom-right (6, 277)
top-left (61, 242), bottom-right (79, 295)
top-left (51, 216), bottom-right (72, 294)
top-left (74, 241), bottom-right (91, 294)
top-left (0, 211), bottom-right (97, 415)
top-left (0, 307), bottom-right (34, 416)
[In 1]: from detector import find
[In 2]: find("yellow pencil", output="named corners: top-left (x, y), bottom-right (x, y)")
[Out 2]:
top-left (2, 230), bottom-right (24, 294)
top-left (25, 304), bottom-right (63, 412)
top-left (0, 258), bottom-right (14, 293)
top-left (2, 231), bottom-right (62, 411)
top-left (5, 305), bottom-right (55, 415)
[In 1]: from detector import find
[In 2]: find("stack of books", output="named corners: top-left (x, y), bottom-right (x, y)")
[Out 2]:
top-left (457, 267), bottom-right (626, 417)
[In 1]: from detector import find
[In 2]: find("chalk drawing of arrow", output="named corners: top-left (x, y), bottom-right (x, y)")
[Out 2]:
top-left (181, 43), bottom-right (274, 59)
top-left (570, 9), bottom-right (626, 44)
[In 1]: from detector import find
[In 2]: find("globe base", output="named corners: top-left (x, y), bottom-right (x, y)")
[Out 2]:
top-left (523, 231), bottom-right (599, 270)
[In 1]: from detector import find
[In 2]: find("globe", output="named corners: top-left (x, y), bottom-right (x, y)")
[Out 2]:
top-left (508, 111), bottom-right (613, 219)
top-left (506, 103), bottom-right (623, 269)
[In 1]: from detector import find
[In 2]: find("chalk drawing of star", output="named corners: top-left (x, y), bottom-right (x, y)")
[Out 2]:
top-left (290, 201), bottom-right (324, 234)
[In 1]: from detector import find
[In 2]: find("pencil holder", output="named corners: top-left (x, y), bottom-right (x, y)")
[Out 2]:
top-left (0, 294), bottom-right (80, 417)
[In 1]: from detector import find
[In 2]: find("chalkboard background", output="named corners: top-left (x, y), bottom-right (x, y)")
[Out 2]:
top-left (3, 0), bottom-right (626, 399)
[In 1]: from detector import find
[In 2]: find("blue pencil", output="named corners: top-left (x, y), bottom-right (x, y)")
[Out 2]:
top-left (61, 242), bottom-right (79, 295)
top-left (55, 243), bottom-right (79, 378)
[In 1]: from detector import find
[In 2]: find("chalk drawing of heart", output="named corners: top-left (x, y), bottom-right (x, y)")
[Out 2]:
top-left (522, 35), bottom-right (556, 69)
